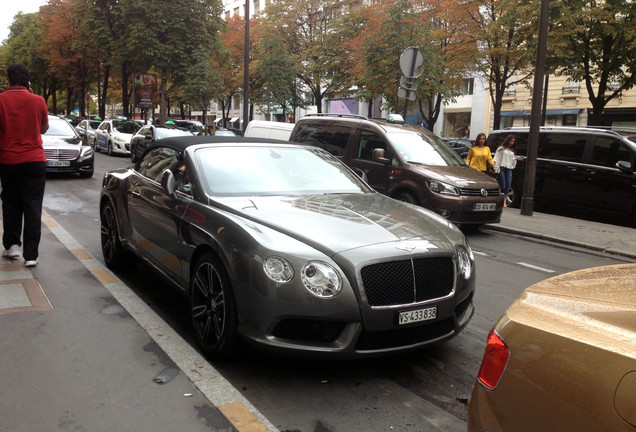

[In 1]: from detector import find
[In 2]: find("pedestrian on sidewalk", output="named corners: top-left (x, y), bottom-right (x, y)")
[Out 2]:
top-left (466, 133), bottom-right (496, 175)
top-left (0, 64), bottom-right (49, 267)
top-left (493, 134), bottom-right (518, 207)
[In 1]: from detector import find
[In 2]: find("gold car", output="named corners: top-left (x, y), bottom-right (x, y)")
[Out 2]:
top-left (468, 263), bottom-right (636, 432)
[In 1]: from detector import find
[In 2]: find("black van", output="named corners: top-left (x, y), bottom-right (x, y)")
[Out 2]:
top-left (487, 127), bottom-right (636, 226)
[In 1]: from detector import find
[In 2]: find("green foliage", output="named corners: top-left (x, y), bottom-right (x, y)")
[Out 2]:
top-left (549, 0), bottom-right (636, 124)
top-left (251, 37), bottom-right (299, 115)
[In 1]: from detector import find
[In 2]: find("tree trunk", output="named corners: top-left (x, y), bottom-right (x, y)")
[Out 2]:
top-left (100, 64), bottom-right (110, 120)
top-left (121, 62), bottom-right (130, 119)
top-left (160, 77), bottom-right (168, 126)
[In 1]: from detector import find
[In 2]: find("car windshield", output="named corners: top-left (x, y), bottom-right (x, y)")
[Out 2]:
top-left (387, 131), bottom-right (466, 166)
top-left (155, 128), bottom-right (193, 139)
top-left (195, 146), bottom-right (371, 197)
top-left (45, 118), bottom-right (78, 136)
top-left (113, 121), bottom-right (140, 134)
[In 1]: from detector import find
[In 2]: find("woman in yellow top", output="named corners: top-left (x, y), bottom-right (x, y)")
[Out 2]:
top-left (465, 133), bottom-right (496, 173)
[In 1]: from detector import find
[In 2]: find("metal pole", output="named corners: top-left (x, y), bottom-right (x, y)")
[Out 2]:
top-left (520, 0), bottom-right (550, 216)
top-left (242, 1), bottom-right (250, 133)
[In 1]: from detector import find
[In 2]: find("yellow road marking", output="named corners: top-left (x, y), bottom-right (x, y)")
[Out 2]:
top-left (71, 249), bottom-right (92, 260)
top-left (91, 268), bottom-right (117, 284)
top-left (218, 402), bottom-right (269, 432)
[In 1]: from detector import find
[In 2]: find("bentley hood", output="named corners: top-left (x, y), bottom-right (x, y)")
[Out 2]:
top-left (219, 192), bottom-right (460, 255)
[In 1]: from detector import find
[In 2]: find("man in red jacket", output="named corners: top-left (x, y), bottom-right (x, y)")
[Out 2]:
top-left (0, 64), bottom-right (49, 267)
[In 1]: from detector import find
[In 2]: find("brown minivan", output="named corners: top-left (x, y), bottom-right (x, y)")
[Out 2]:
top-left (290, 114), bottom-right (503, 226)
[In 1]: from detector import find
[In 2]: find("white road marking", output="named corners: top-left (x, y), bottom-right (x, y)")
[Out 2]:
top-left (518, 262), bottom-right (556, 273)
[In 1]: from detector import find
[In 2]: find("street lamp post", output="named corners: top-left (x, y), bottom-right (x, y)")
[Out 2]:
top-left (520, 0), bottom-right (550, 216)
top-left (242, 0), bottom-right (250, 133)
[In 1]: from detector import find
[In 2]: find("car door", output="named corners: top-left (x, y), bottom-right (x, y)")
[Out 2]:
top-left (348, 129), bottom-right (394, 194)
top-left (535, 133), bottom-right (588, 207)
top-left (95, 122), bottom-right (109, 150)
top-left (581, 135), bottom-right (636, 220)
top-left (128, 146), bottom-right (191, 284)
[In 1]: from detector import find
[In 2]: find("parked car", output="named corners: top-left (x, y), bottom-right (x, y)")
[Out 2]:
top-left (129, 124), bottom-right (193, 162)
top-left (43, 115), bottom-right (94, 178)
top-left (100, 136), bottom-right (476, 358)
top-left (174, 119), bottom-right (205, 135)
top-left (75, 119), bottom-right (102, 146)
top-left (487, 126), bottom-right (636, 226)
top-left (468, 263), bottom-right (636, 432)
top-left (442, 137), bottom-right (472, 159)
top-left (290, 114), bottom-right (503, 227)
top-left (244, 120), bottom-right (295, 140)
top-left (93, 119), bottom-right (140, 155)
top-left (212, 129), bottom-right (238, 137)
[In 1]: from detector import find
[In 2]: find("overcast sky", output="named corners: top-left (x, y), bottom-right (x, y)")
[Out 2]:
top-left (1, 0), bottom-right (47, 44)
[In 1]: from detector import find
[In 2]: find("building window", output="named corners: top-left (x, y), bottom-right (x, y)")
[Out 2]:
top-left (253, 0), bottom-right (260, 13)
top-left (461, 79), bottom-right (474, 96)
top-left (563, 114), bottom-right (577, 126)
top-left (233, 6), bottom-right (239, 16)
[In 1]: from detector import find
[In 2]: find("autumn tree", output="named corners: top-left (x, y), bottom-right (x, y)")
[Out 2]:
top-left (2, 12), bottom-right (56, 105)
top-left (122, 0), bottom-right (225, 125)
top-left (467, 0), bottom-right (538, 130)
top-left (214, 16), bottom-right (247, 128)
top-left (181, 46), bottom-right (224, 128)
top-left (549, 0), bottom-right (636, 125)
top-left (40, 0), bottom-right (95, 116)
top-left (258, 0), bottom-right (352, 112)
top-left (250, 35), bottom-right (299, 120)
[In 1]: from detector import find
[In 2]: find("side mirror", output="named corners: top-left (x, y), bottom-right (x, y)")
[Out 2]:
top-left (616, 160), bottom-right (633, 173)
top-left (160, 169), bottom-right (176, 195)
top-left (373, 148), bottom-right (390, 164)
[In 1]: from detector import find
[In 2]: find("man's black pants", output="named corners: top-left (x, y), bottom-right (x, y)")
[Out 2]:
top-left (0, 162), bottom-right (46, 261)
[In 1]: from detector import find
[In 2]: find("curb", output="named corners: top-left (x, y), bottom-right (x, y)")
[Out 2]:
top-left (484, 224), bottom-right (636, 260)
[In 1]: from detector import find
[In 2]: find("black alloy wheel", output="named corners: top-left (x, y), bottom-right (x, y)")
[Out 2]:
top-left (93, 138), bottom-right (99, 152)
top-left (107, 141), bottom-right (113, 156)
top-left (100, 201), bottom-right (126, 269)
top-left (130, 144), bottom-right (137, 163)
top-left (190, 253), bottom-right (238, 358)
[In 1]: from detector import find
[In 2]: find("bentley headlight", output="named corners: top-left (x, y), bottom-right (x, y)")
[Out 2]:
top-left (263, 257), bottom-right (294, 283)
top-left (427, 180), bottom-right (460, 196)
top-left (301, 261), bottom-right (341, 298)
top-left (457, 246), bottom-right (473, 279)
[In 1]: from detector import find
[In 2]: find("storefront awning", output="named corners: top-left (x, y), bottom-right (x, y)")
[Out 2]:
top-left (229, 117), bottom-right (239, 122)
top-left (501, 109), bottom-right (580, 117)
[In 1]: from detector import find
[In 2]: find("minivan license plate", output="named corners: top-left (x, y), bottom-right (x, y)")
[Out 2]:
top-left (473, 203), bottom-right (496, 211)
top-left (398, 306), bottom-right (437, 325)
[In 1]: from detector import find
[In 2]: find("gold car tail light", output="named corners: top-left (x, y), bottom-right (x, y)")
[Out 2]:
top-left (477, 328), bottom-right (510, 390)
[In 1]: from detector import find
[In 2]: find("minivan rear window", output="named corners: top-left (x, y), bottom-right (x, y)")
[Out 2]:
top-left (386, 131), bottom-right (465, 166)
top-left (293, 123), bottom-right (350, 157)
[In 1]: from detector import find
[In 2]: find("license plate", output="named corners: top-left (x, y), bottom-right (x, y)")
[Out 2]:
top-left (47, 160), bottom-right (71, 167)
top-left (473, 203), bottom-right (496, 211)
top-left (398, 306), bottom-right (437, 325)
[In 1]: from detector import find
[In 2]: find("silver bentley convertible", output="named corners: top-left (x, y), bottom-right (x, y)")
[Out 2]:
top-left (100, 136), bottom-right (476, 358)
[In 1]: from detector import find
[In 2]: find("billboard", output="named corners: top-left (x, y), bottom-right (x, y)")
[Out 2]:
top-left (135, 74), bottom-right (157, 109)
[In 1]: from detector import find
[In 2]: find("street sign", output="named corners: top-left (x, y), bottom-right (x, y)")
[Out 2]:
top-left (400, 47), bottom-right (425, 78)
top-left (400, 76), bottom-right (418, 91)
top-left (397, 87), bottom-right (416, 101)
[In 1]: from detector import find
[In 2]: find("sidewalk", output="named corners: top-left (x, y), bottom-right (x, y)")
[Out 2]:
top-left (486, 207), bottom-right (636, 260)
top-left (0, 214), bottom-right (277, 432)
top-left (0, 209), bottom-right (634, 432)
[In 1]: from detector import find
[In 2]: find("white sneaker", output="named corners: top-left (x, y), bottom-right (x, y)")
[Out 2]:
top-left (25, 259), bottom-right (38, 268)
top-left (2, 244), bottom-right (21, 259)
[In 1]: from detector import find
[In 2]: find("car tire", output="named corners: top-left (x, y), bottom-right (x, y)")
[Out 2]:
top-left (130, 145), bottom-right (137, 163)
top-left (395, 191), bottom-right (418, 205)
top-left (93, 139), bottom-right (99, 152)
top-left (190, 252), bottom-right (239, 359)
top-left (107, 141), bottom-right (113, 156)
top-left (100, 200), bottom-right (128, 269)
